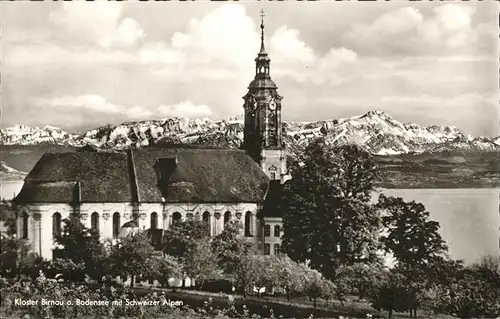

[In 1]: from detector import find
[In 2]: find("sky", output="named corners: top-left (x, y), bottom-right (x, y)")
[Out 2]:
top-left (1, 1), bottom-right (498, 136)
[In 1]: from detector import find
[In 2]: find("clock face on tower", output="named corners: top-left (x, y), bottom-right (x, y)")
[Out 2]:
top-left (269, 98), bottom-right (276, 110)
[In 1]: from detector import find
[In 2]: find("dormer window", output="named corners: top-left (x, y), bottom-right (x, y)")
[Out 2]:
top-left (156, 157), bottom-right (178, 184)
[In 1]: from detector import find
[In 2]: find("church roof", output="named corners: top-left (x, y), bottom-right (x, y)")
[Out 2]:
top-left (15, 147), bottom-right (270, 204)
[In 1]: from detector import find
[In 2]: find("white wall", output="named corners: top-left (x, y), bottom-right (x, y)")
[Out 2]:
top-left (17, 202), bottom-right (262, 260)
top-left (261, 217), bottom-right (283, 256)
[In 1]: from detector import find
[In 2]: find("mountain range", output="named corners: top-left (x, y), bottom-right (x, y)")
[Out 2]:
top-left (1, 111), bottom-right (498, 188)
top-left (2, 110), bottom-right (499, 155)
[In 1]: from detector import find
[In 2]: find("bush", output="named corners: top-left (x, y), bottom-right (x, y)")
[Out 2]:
top-left (44, 258), bottom-right (86, 282)
top-left (0, 274), bottom-right (284, 319)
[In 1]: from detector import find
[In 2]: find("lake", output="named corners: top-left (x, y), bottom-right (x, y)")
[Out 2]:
top-left (2, 180), bottom-right (498, 264)
top-left (375, 188), bottom-right (499, 264)
top-left (1, 180), bottom-right (24, 201)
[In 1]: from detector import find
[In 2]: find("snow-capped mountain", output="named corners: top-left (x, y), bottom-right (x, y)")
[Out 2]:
top-left (290, 110), bottom-right (499, 155)
top-left (75, 117), bottom-right (244, 149)
top-left (494, 136), bottom-right (500, 146)
top-left (1, 111), bottom-right (499, 156)
top-left (0, 125), bottom-right (78, 146)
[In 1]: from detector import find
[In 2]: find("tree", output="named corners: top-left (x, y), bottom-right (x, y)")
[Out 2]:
top-left (0, 200), bottom-right (17, 236)
top-left (436, 265), bottom-right (500, 318)
top-left (335, 262), bottom-right (384, 300)
top-left (429, 256), bottom-right (500, 318)
top-left (264, 255), bottom-right (308, 301)
top-left (162, 219), bottom-right (216, 288)
top-left (376, 195), bottom-right (453, 317)
top-left (212, 220), bottom-right (253, 277)
top-left (162, 219), bottom-right (209, 258)
top-left (232, 253), bottom-right (266, 297)
top-left (302, 266), bottom-right (332, 308)
top-left (142, 253), bottom-right (182, 288)
top-left (280, 141), bottom-right (383, 280)
top-left (54, 213), bottom-right (108, 281)
top-left (471, 255), bottom-right (500, 289)
top-left (0, 234), bottom-right (19, 278)
top-left (370, 270), bottom-right (411, 319)
top-left (109, 231), bottom-right (161, 288)
top-left (376, 195), bottom-right (448, 268)
top-left (0, 234), bottom-right (45, 280)
top-left (210, 221), bottom-right (263, 297)
top-left (183, 239), bottom-right (221, 289)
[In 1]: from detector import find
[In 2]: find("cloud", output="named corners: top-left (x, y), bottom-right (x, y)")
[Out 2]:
top-left (101, 18), bottom-right (146, 48)
top-left (268, 26), bottom-right (358, 85)
top-left (4, 45), bottom-right (135, 68)
top-left (37, 95), bottom-right (152, 120)
top-left (320, 47), bottom-right (358, 70)
top-left (37, 95), bottom-right (212, 120)
top-left (380, 93), bottom-right (496, 106)
top-left (126, 106), bottom-right (154, 120)
top-left (158, 101), bottom-right (212, 118)
top-left (49, 1), bottom-right (145, 48)
top-left (344, 4), bottom-right (488, 56)
top-left (12, 3), bottom-right (357, 87)
top-left (38, 95), bottom-right (123, 114)
top-left (433, 4), bottom-right (473, 31)
top-left (136, 4), bottom-right (358, 86)
top-left (138, 42), bottom-right (182, 65)
top-left (139, 4), bottom-right (257, 71)
top-left (270, 26), bottom-right (316, 64)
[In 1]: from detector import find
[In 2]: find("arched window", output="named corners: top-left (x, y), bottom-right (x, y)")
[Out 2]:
top-left (244, 211), bottom-right (252, 237)
top-left (202, 211), bottom-right (210, 232)
top-left (172, 212), bottom-right (182, 226)
top-left (274, 244), bottom-right (281, 256)
top-left (112, 212), bottom-right (120, 238)
top-left (274, 225), bottom-right (281, 237)
top-left (91, 212), bottom-right (99, 232)
top-left (224, 211), bottom-right (231, 224)
top-left (52, 212), bottom-right (62, 239)
top-left (21, 212), bottom-right (29, 239)
top-left (264, 243), bottom-right (270, 255)
top-left (264, 224), bottom-right (270, 237)
top-left (150, 212), bottom-right (158, 230)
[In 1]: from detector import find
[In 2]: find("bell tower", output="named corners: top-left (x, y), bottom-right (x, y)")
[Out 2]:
top-left (243, 10), bottom-right (287, 183)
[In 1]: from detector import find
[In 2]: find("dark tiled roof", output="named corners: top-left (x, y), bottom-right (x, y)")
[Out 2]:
top-left (15, 182), bottom-right (77, 204)
top-left (133, 148), bottom-right (269, 202)
top-left (15, 148), bottom-right (269, 204)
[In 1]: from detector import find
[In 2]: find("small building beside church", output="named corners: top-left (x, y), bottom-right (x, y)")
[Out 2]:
top-left (14, 14), bottom-right (289, 260)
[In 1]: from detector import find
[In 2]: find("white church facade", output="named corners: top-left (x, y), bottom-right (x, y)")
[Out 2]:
top-left (14, 13), bottom-right (289, 261)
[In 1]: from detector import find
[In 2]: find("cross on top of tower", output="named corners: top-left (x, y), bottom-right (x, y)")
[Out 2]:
top-left (259, 9), bottom-right (267, 55)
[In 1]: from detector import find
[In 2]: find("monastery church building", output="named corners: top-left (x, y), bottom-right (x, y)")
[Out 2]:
top-left (15, 13), bottom-right (289, 260)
